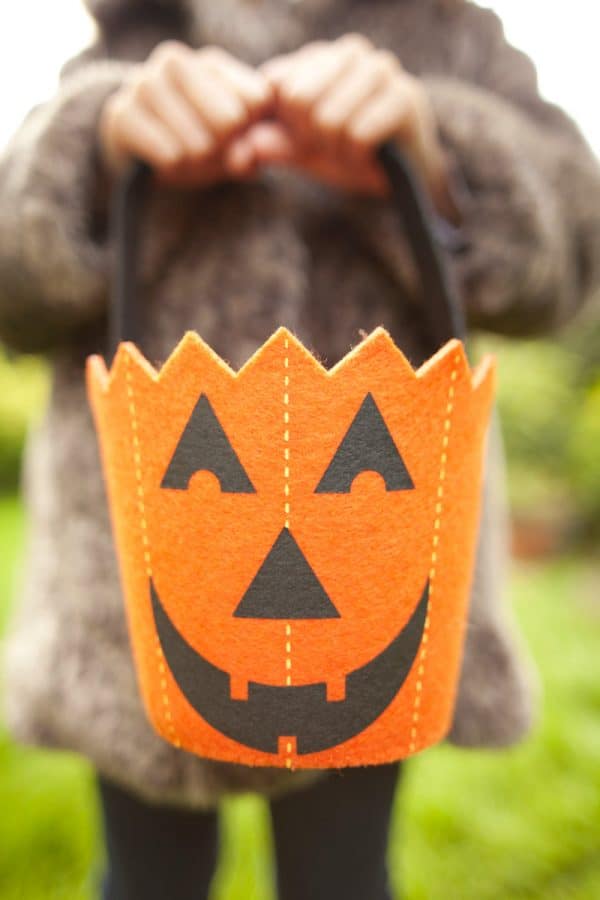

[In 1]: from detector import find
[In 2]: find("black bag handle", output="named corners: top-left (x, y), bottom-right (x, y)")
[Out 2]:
top-left (109, 141), bottom-right (465, 359)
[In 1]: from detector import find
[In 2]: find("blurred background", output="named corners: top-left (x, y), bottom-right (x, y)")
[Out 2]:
top-left (1, 2), bottom-right (599, 898)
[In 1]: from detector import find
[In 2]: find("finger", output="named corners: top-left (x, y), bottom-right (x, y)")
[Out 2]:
top-left (173, 56), bottom-right (249, 141)
top-left (223, 134), bottom-right (258, 177)
top-left (109, 100), bottom-right (182, 170)
top-left (244, 121), bottom-right (297, 165)
top-left (221, 123), bottom-right (295, 179)
top-left (314, 51), bottom-right (397, 154)
top-left (202, 50), bottom-right (273, 117)
top-left (349, 83), bottom-right (441, 189)
top-left (281, 36), bottom-right (371, 109)
top-left (273, 36), bottom-right (372, 143)
top-left (348, 83), bottom-right (417, 157)
top-left (137, 75), bottom-right (214, 158)
top-left (261, 53), bottom-right (295, 84)
top-left (261, 42), bottom-right (327, 87)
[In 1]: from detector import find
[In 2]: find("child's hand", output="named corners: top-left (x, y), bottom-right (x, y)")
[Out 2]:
top-left (98, 41), bottom-right (273, 186)
top-left (259, 35), bottom-right (455, 215)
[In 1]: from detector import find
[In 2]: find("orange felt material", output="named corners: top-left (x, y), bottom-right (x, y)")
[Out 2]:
top-left (87, 327), bottom-right (496, 769)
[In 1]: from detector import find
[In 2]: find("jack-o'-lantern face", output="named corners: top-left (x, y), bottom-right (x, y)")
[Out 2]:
top-left (87, 328), bottom-right (495, 769)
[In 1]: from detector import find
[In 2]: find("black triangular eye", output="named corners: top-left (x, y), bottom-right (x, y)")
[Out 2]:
top-left (315, 393), bottom-right (414, 494)
top-left (161, 394), bottom-right (255, 493)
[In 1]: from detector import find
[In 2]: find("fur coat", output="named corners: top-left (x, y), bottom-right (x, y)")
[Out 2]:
top-left (2, 0), bottom-right (600, 808)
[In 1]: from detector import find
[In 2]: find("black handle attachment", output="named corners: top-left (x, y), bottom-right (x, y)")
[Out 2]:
top-left (109, 158), bottom-right (152, 357)
top-left (109, 142), bottom-right (465, 359)
top-left (376, 143), bottom-right (465, 347)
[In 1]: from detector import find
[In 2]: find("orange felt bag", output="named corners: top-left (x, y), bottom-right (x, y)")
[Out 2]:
top-left (87, 145), bottom-right (495, 770)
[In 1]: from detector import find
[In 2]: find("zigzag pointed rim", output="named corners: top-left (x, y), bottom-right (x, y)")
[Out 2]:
top-left (87, 326), bottom-right (495, 395)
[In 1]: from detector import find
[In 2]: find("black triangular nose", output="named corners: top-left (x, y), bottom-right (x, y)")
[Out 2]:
top-left (234, 529), bottom-right (340, 620)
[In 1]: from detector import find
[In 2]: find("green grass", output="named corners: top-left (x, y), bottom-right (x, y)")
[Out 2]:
top-left (1, 494), bottom-right (599, 899)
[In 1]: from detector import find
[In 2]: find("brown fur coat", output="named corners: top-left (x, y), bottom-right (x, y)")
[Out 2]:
top-left (2, 0), bottom-right (600, 807)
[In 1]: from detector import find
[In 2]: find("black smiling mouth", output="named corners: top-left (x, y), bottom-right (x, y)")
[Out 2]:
top-left (151, 579), bottom-right (429, 755)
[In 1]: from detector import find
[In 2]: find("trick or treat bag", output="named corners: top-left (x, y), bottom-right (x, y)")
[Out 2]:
top-left (87, 144), bottom-right (496, 770)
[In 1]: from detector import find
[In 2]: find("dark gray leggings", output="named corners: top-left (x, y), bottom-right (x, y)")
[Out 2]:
top-left (99, 762), bottom-right (401, 900)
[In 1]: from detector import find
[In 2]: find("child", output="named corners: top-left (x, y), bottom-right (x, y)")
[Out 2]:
top-left (3, 1), bottom-right (600, 898)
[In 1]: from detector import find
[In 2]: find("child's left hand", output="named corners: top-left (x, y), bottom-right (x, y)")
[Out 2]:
top-left (252, 34), bottom-right (455, 217)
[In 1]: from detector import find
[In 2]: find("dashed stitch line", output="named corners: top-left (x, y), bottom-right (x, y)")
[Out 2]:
top-left (125, 357), bottom-right (180, 749)
top-left (409, 357), bottom-right (460, 754)
top-left (285, 623), bottom-right (293, 687)
top-left (283, 339), bottom-right (294, 770)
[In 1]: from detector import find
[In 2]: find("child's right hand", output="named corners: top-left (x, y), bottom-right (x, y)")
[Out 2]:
top-left (98, 42), bottom-right (273, 186)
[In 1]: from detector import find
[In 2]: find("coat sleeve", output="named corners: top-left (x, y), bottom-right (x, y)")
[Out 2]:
top-left (0, 57), bottom-right (138, 353)
top-left (426, 78), bottom-right (600, 336)
top-left (355, 3), bottom-right (600, 337)
top-left (0, 9), bottom-right (182, 354)
top-left (427, 5), bottom-right (600, 335)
